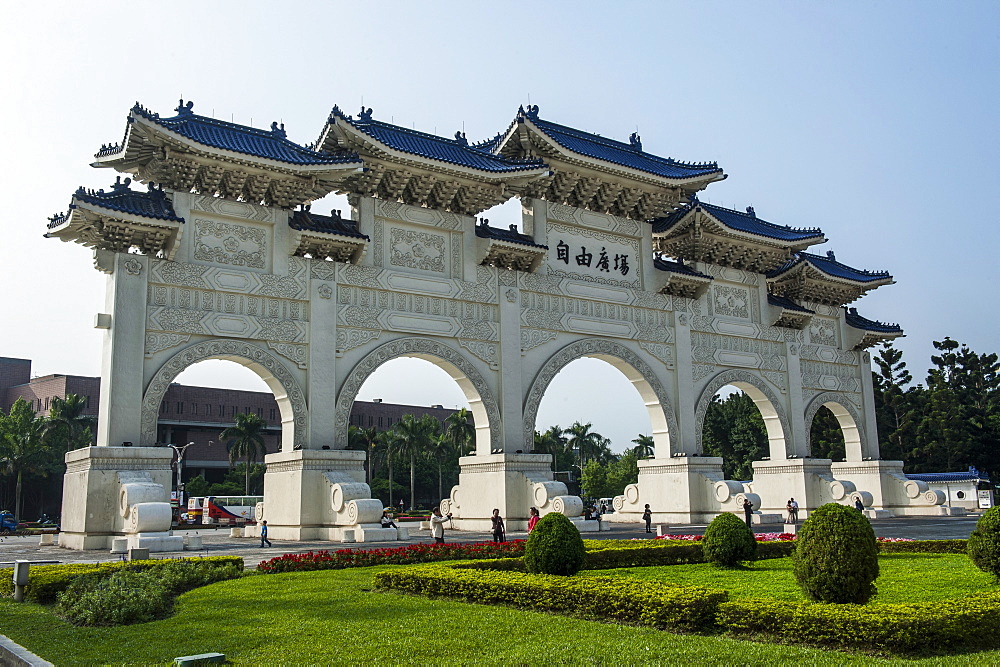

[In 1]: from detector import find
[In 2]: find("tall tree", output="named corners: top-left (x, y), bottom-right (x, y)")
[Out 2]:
top-left (872, 342), bottom-right (919, 462)
top-left (220, 413), bottom-right (268, 495)
top-left (389, 414), bottom-right (440, 510)
top-left (702, 392), bottom-right (768, 481)
top-left (443, 408), bottom-right (475, 456)
top-left (564, 421), bottom-right (605, 469)
top-left (0, 398), bottom-right (49, 519)
top-left (348, 425), bottom-right (381, 486)
top-left (631, 434), bottom-right (654, 459)
top-left (809, 407), bottom-right (846, 461)
top-left (42, 394), bottom-right (96, 451)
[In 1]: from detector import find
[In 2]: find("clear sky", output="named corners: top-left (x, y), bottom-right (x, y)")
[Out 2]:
top-left (2, 2), bottom-right (997, 452)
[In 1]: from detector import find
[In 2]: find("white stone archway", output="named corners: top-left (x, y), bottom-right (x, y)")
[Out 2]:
top-left (522, 338), bottom-right (679, 457)
top-left (695, 369), bottom-right (791, 460)
top-left (334, 337), bottom-right (501, 454)
top-left (140, 339), bottom-right (308, 450)
top-left (804, 392), bottom-right (867, 462)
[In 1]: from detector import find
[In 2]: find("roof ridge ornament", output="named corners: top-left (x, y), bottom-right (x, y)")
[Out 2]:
top-left (111, 176), bottom-right (131, 192)
top-left (174, 99), bottom-right (195, 117)
top-left (358, 106), bottom-right (373, 122)
top-left (629, 132), bottom-right (642, 152)
top-left (826, 250), bottom-right (836, 261)
top-left (746, 205), bottom-right (756, 218)
top-left (454, 131), bottom-right (468, 146)
top-left (270, 121), bottom-right (287, 139)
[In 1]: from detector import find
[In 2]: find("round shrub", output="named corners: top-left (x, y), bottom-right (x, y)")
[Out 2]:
top-left (792, 502), bottom-right (879, 604)
top-left (968, 506), bottom-right (1000, 576)
top-left (524, 512), bottom-right (585, 576)
top-left (56, 569), bottom-right (171, 626)
top-left (702, 512), bottom-right (757, 566)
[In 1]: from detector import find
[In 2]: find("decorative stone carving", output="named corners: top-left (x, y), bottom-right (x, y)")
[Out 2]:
top-left (334, 338), bottom-right (500, 450)
top-left (712, 285), bottom-right (750, 319)
top-left (140, 340), bottom-right (307, 448)
top-left (193, 194), bottom-right (272, 222)
top-left (505, 289), bottom-right (518, 303)
top-left (694, 369), bottom-right (792, 457)
top-left (691, 332), bottom-right (785, 371)
top-left (372, 220), bottom-right (384, 266)
top-left (144, 333), bottom-right (190, 356)
top-left (638, 341), bottom-right (674, 368)
top-left (458, 340), bottom-right (498, 367)
top-left (336, 328), bottom-right (382, 354)
top-left (801, 360), bottom-right (862, 393)
top-left (762, 370), bottom-right (788, 392)
top-left (522, 338), bottom-right (679, 451)
top-left (194, 219), bottom-right (266, 268)
top-left (268, 342), bottom-right (309, 369)
top-left (123, 256), bottom-right (143, 275)
top-left (521, 329), bottom-right (558, 353)
top-left (692, 363), bottom-right (716, 382)
top-left (310, 260), bottom-right (337, 282)
top-left (389, 227), bottom-right (446, 273)
top-left (808, 318), bottom-right (838, 347)
top-left (317, 284), bottom-right (333, 299)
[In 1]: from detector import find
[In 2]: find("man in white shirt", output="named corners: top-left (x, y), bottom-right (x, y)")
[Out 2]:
top-left (429, 506), bottom-right (452, 544)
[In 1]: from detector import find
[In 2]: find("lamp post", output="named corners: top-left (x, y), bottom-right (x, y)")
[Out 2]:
top-left (167, 441), bottom-right (197, 508)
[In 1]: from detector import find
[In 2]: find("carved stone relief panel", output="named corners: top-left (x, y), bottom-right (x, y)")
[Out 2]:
top-left (336, 285), bottom-right (498, 341)
top-left (375, 198), bottom-right (464, 230)
top-left (691, 332), bottom-right (785, 371)
top-left (521, 328), bottom-right (558, 353)
top-left (703, 264), bottom-right (761, 286)
top-left (547, 202), bottom-right (641, 237)
top-left (519, 291), bottom-right (671, 344)
top-left (808, 317), bottom-right (839, 347)
top-left (458, 340), bottom-right (499, 368)
top-left (192, 195), bottom-right (273, 223)
top-left (801, 360), bottom-right (861, 393)
top-left (638, 341), bottom-right (675, 369)
top-left (389, 226), bottom-right (447, 274)
top-left (337, 327), bottom-right (383, 354)
top-left (712, 284), bottom-right (751, 319)
top-left (193, 219), bottom-right (267, 269)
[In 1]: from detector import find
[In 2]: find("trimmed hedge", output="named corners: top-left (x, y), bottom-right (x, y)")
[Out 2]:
top-left (717, 592), bottom-right (1000, 654)
top-left (793, 503), bottom-right (879, 604)
top-left (375, 565), bottom-right (727, 631)
top-left (258, 540), bottom-right (525, 573)
top-left (524, 512), bottom-right (585, 576)
top-left (702, 513), bottom-right (757, 566)
top-left (0, 556), bottom-right (243, 604)
top-left (969, 507), bottom-right (1000, 576)
top-left (880, 539), bottom-right (967, 554)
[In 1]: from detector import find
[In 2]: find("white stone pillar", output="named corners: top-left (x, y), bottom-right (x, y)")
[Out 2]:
top-left (355, 196), bottom-right (376, 265)
top-left (671, 310), bottom-right (694, 456)
top-left (306, 264), bottom-right (337, 450)
top-left (497, 270), bottom-right (522, 454)
top-left (523, 198), bottom-right (548, 248)
top-left (786, 343), bottom-right (809, 457)
top-left (97, 252), bottom-right (149, 447)
top-left (858, 350), bottom-right (881, 459)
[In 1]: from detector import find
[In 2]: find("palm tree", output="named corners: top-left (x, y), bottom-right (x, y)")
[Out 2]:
top-left (443, 408), bottom-right (475, 456)
top-left (428, 433), bottom-right (456, 506)
top-left (220, 413), bottom-right (268, 494)
top-left (376, 428), bottom-right (402, 510)
top-left (348, 425), bottom-right (381, 486)
top-left (631, 434), bottom-right (655, 459)
top-left (0, 398), bottom-right (49, 519)
top-left (564, 421), bottom-right (604, 469)
top-left (43, 394), bottom-right (96, 450)
top-left (390, 414), bottom-right (440, 510)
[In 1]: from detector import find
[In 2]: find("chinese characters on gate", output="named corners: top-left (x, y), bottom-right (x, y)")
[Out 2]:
top-left (556, 240), bottom-right (629, 276)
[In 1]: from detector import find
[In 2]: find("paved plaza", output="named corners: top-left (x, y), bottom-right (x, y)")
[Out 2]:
top-left (0, 515), bottom-right (980, 570)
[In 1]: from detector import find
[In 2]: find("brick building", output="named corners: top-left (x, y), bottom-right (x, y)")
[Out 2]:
top-left (1, 357), bottom-right (461, 484)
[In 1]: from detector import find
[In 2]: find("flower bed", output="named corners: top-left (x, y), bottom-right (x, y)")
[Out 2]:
top-left (656, 533), bottom-right (913, 543)
top-left (258, 540), bottom-right (525, 573)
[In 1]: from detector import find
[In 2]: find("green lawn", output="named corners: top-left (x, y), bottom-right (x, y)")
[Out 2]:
top-left (579, 553), bottom-right (1000, 604)
top-left (2, 559), bottom-right (999, 664)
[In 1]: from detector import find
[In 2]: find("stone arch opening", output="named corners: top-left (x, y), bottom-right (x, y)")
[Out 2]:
top-left (140, 340), bottom-right (308, 451)
top-left (805, 393), bottom-right (865, 462)
top-left (523, 339), bottom-right (678, 458)
top-left (696, 370), bottom-right (790, 460)
top-left (335, 337), bottom-right (499, 454)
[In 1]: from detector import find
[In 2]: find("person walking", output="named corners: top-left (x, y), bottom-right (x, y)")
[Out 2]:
top-left (527, 507), bottom-right (540, 533)
top-left (491, 508), bottom-right (506, 543)
top-left (260, 520), bottom-right (271, 548)
top-left (642, 504), bottom-right (652, 534)
top-left (788, 498), bottom-right (799, 524)
top-left (429, 506), bottom-right (451, 544)
top-left (743, 498), bottom-right (754, 528)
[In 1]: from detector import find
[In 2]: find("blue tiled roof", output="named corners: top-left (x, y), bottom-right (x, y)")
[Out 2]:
top-left (769, 251), bottom-right (893, 283)
top-left (653, 256), bottom-right (711, 279)
top-left (520, 107), bottom-right (723, 180)
top-left (290, 209), bottom-right (368, 240)
top-left (844, 307), bottom-right (902, 333)
top-left (330, 106), bottom-right (547, 174)
top-left (768, 294), bottom-right (814, 314)
top-left (474, 222), bottom-right (547, 248)
top-left (907, 467), bottom-right (989, 483)
top-left (52, 178), bottom-right (183, 228)
top-left (653, 201), bottom-right (824, 242)
top-left (107, 100), bottom-right (360, 166)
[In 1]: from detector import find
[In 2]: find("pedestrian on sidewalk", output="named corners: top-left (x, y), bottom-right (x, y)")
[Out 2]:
top-left (429, 506), bottom-right (451, 544)
top-left (743, 498), bottom-right (754, 528)
top-left (260, 520), bottom-right (272, 548)
top-left (491, 508), bottom-right (506, 543)
top-left (642, 504), bottom-right (652, 533)
top-left (527, 507), bottom-right (540, 533)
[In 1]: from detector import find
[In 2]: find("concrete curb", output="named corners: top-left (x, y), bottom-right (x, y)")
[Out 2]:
top-left (0, 633), bottom-right (53, 667)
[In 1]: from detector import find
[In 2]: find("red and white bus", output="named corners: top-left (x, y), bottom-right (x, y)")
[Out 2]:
top-left (188, 496), bottom-right (261, 524)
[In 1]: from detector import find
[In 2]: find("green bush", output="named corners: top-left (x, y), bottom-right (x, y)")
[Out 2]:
top-left (702, 513), bottom-right (757, 567)
top-left (376, 565), bottom-right (727, 631)
top-left (55, 558), bottom-right (243, 626)
top-left (792, 503), bottom-right (879, 604)
top-left (717, 591), bottom-right (1000, 653)
top-left (0, 556), bottom-right (243, 604)
top-left (968, 507), bottom-right (1000, 576)
top-left (880, 539), bottom-right (967, 554)
top-left (524, 512), bottom-right (585, 576)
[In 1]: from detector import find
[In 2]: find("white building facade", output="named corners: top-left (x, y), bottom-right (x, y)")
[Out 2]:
top-left (47, 100), bottom-right (944, 549)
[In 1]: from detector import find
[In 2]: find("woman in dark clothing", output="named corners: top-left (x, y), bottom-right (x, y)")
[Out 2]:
top-left (642, 504), bottom-right (652, 533)
top-left (491, 508), bottom-right (506, 543)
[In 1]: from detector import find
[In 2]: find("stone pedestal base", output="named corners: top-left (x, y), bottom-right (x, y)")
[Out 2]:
top-left (753, 513), bottom-right (784, 525)
top-left (59, 446), bottom-right (174, 551)
top-left (750, 458), bottom-right (838, 517)
top-left (614, 456), bottom-right (729, 523)
top-left (262, 449), bottom-right (393, 543)
top-left (830, 460), bottom-right (947, 516)
top-left (444, 453), bottom-right (573, 530)
top-left (127, 532), bottom-right (184, 552)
